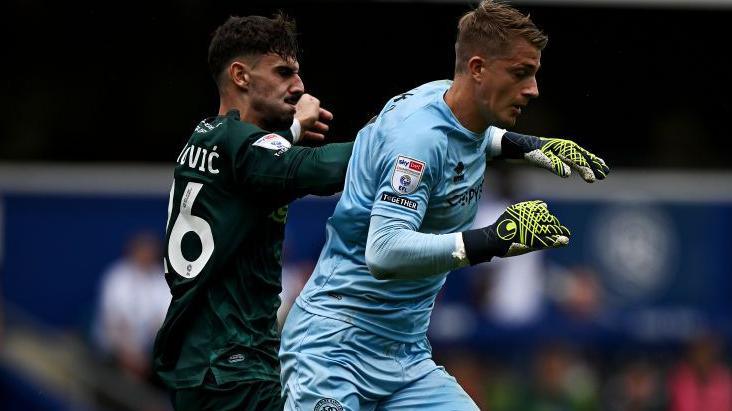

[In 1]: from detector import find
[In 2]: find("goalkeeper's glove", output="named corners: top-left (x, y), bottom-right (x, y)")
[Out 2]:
top-left (499, 132), bottom-right (610, 182)
top-left (462, 200), bottom-right (570, 264)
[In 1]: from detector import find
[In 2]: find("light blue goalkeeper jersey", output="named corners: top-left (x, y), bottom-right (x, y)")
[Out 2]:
top-left (296, 80), bottom-right (502, 342)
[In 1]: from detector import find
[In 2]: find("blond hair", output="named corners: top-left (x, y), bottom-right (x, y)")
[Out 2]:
top-left (455, 0), bottom-right (548, 73)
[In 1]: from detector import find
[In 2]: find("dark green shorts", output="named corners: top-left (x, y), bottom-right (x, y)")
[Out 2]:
top-left (171, 376), bottom-right (283, 411)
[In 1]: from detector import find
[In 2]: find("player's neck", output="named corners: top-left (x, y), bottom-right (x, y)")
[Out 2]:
top-left (445, 78), bottom-right (490, 134)
top-left (218, 93), bottom-right (265, 128)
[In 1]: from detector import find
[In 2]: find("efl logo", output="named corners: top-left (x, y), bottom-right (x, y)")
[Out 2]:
top-left (253, 133), bottom-right (292, 152)
top-left (408, 161), bottom-right (423, 172)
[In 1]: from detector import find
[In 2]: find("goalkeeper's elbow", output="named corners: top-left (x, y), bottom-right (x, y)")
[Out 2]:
top-left (364, 247), bottom-right (394, 280)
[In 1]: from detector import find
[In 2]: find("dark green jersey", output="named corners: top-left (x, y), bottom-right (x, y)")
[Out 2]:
top-left (153, 109), bottom-right (352, 389)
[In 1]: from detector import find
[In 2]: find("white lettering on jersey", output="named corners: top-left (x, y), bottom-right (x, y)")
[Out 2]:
top-left (177, 144), bottom-right (220, 174)
top-left (390, 155), bottom-right (425, 195)
top-left (194, 120), bottom-right (223, 134)
top-left (252, 134), bottom-right (292, 153)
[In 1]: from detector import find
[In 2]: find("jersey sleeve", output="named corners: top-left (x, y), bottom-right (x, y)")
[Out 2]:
top-left (271, 124), bottom-right (296, 143)
top-left (365, 214), bottom-right (463, 279)
top-left (233, 130), bottom-right (353, 201)
top-left (485, 126), bottom-right (507, 159)
top-left (369, 125), bottom-right (446, 230)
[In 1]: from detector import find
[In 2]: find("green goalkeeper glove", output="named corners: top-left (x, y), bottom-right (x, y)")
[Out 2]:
top-left (462, 200), bottom-right (570, 264)
top-left (500, 132), bottom-right (610, 182)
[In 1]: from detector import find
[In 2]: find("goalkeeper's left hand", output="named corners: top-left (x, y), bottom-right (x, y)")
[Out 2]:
top-left (498, 131), bottom-right (610, 183)
top-left (461, 200), bottom-right (570, 265)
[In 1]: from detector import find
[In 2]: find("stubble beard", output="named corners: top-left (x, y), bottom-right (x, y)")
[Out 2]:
top-left (251, 97), bottom-right (293, 131)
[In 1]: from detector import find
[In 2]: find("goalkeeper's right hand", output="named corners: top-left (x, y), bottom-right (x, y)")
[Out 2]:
top-left (461, 200), bottom-right (570, 264)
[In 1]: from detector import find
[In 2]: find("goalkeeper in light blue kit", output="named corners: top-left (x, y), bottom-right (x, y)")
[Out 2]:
top-left (280, 1), bottom-right (609, 410)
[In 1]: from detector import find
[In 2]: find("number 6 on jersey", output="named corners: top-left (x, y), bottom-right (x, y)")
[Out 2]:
top-left (166, 181), bottom-right (215, 278)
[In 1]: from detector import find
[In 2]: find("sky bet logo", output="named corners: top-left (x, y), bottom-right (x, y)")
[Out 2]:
top-left (397, 158), bottom-right (423, 172)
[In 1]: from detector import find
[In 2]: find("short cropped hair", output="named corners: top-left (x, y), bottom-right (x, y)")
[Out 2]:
top-left (455, 0), bottom-right (548, 73)
top-left (208, 13), bottom-right (298, 85)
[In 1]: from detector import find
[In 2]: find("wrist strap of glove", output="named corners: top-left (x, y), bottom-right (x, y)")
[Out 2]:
top-left (499, 131), bottom-right (542, 159)
top-left (462, 224), bottom-right (511, 265)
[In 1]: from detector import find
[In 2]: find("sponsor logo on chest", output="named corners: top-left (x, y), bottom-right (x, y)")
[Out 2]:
top-left (447, 177), bottom-right (484, 207)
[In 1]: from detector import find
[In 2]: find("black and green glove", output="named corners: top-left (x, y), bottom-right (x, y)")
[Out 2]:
top-left (462, 200), bottom-right (570, 264)
top-left (500, 132), bottom-right (610, 182)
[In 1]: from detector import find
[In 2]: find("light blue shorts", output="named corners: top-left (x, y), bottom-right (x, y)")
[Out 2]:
top-left (279, 303), bottom-right (478, 411)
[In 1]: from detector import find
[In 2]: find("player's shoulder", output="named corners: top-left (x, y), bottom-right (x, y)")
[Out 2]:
top-left (375, 81), bottom-right (452, 154)
top-left (223, 114), bottom-right (292, 153)
top-left (189, 110), bottom-right (287, 154)
top-left (380, 81), bottom-right (451, 131)
top-left (174, 111), bottom-right (253, 177)
top-left (191, 109), bottom-right (260, 136)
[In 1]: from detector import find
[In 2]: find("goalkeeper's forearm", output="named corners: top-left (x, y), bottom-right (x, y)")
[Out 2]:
top-left (365, 215), bottom-right (500, 280)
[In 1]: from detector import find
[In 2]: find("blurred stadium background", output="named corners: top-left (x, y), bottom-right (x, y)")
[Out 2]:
top-left (3, 0), bottom-right (732, 410)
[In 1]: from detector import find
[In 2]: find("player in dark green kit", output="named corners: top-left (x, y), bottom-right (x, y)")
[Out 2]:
top-left (152, 14), bottom-right (352, 410)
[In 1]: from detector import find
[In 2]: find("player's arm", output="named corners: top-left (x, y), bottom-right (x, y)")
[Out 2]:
top-left (365, 126), bottom-right (572, 280)
top-left (364, 120), bottom-right (566, 280)
top-left (236, 137), bottom-right (353, 200)
top-left (366, 215), bottom-right (460, 280)
top-left (282, 142), bottom-right (353, 196)
top-left (486, 127), bottom-right (610, 182)
top-left (235, 93), bottom-right (352, 199)
top-left (364, 123), bottom-right (447, 279)
top-left (366, 201), bottom-right (570, 280)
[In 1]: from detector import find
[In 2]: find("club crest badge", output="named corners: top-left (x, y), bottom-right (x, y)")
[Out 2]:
top-left (314, 398), bottom-right (344, 411)
top-left (391, 155), bottom-right (425, 195)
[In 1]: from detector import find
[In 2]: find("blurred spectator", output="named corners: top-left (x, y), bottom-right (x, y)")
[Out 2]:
top-left (546, 265), bottom-right (604, 322)
top-left (473, 168), bottom-right (546, 325)
top-left (277, 260), bottom-right (314, 330)
top-left (484, 364), bottom-right (525, 411)
top-left (93, 232), bottom-right (170, 381)
top-left (527, 343), bottom-right (600, 411)
top-left (439, 349), bottom-right (490, 409)
top-left (602, 358), bottom-right (666, 411)
top-left (668, 334), bottom-right (732, 411)
top-left (0, 285), bottom-right (3, 351)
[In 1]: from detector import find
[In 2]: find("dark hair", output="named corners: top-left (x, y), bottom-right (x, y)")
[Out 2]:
top-left (207, 13), bottom-right (298, 84)
top-left (455, 0), bottom-right (548, 73)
